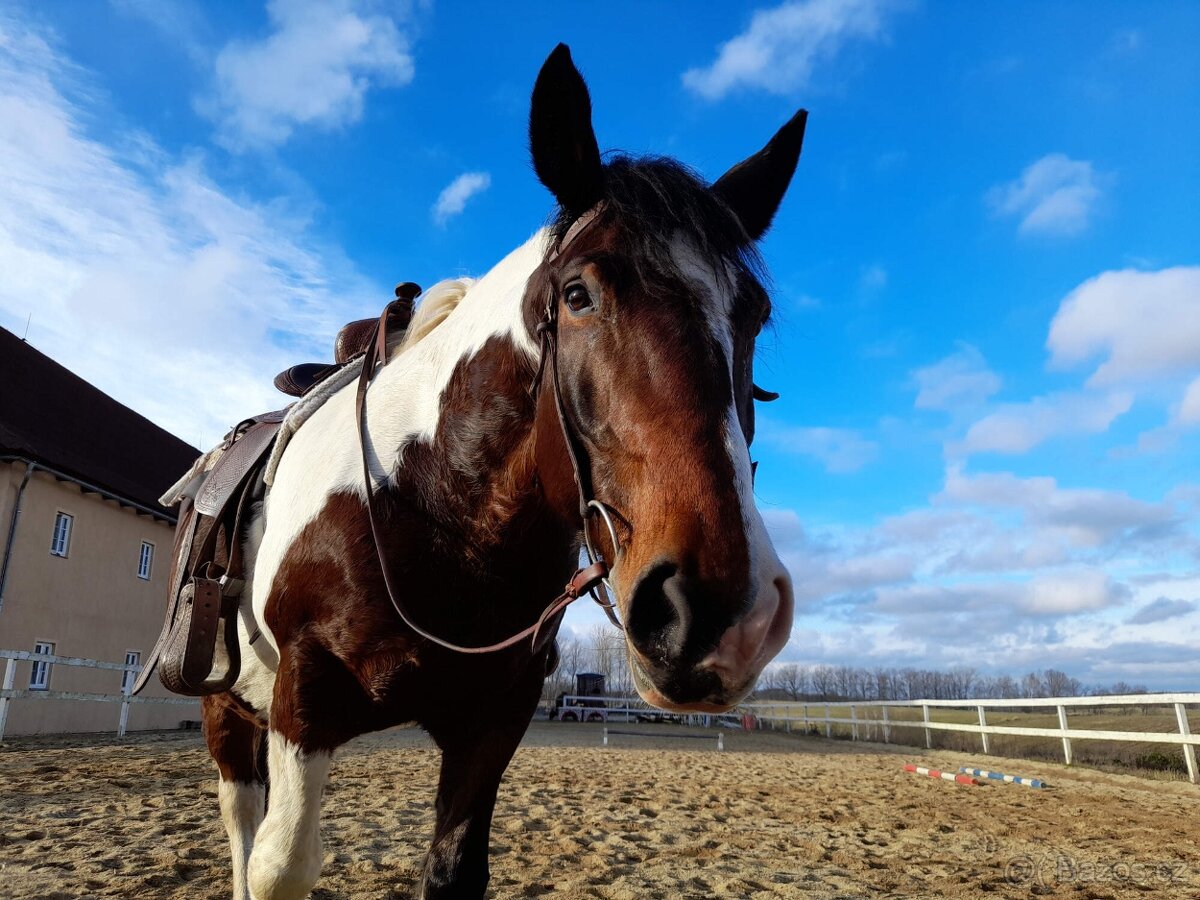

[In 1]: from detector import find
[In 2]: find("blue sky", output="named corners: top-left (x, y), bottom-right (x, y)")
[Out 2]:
top-left (2, 1), bottom-right (1198, 688)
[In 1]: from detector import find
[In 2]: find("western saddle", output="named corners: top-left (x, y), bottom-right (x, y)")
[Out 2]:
top-left (134, 283), bottom-right (421, 696)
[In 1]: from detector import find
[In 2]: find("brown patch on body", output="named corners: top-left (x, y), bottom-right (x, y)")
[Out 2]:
top-left (202, 693), bottom-right (267, 783)
top-left (261, 335), bottom-right (578, 751)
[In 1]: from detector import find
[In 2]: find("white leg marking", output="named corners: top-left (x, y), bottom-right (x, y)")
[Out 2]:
top-left (247, 734), bottom-right (332, 900)
top-left (219, 779), bottom-right (266, 900)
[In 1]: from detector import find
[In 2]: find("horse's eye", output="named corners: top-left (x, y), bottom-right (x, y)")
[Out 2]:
top-left (563, 283), bottom-right (596, 316)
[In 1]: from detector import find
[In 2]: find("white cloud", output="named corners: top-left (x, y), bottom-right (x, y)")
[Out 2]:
top-left (0, 12), bottom-right (381, 445)
top-left (1020, 571), bottom-right (1127, 615)
top-left (926, 466), bottom-right (1180, 565)
top-left (954, 390), bottom-right (1132, 456)
top-left (682, 0), bottom-right (901, 100)
top-left (872, 572), bottom-right (1125, 618)
top-left (201, 0), bottom-right (414, 149)
top-left (912, 344), bottom-right (1001, 412)
top-left (432, 171), bottom-right (491, 225)
top-left (939, 468), bottom-right (1174, 546)
top-left (1178, 377), bottom-right (1200, 426)
top-left (987, 153), bottom-right (1105, 236)
top-left (750, 467), bottom-right (1200, 684)
top-left (1047, 266), bottom-right (1200, 387)
top-left (1133, 376), bottom-right (1200, 451)
top-left (760, 422), bottom-right (878, 473)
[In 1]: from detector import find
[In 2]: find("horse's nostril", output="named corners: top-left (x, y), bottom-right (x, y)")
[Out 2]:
top-left (626, 561), bottom-right (693, 659)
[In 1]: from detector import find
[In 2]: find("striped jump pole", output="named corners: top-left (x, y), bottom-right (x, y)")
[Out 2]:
top-left (904, 764), bottom-right (979, 785)
top-left (959, 767), bottom-right (1046, 788)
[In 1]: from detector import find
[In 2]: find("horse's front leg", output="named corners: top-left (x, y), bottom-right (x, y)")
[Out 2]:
top-left (419, 678), bottom-right (542, 900)
top-left (245, 730), bottom-right (332, 900)
top-left (245, 641), bottom-right (342, 900)
top-left (202, 694), bottom-right (268, 900)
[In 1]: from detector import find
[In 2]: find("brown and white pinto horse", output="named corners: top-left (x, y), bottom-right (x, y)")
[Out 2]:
top-left (203, 45), bottom-right (803, 899)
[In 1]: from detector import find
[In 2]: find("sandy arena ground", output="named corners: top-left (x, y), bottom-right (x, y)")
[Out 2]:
top-left (1, 721), bottom-right (1197, 899)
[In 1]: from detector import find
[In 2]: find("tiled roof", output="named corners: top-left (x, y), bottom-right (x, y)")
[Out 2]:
top-left (0, 326), bottom-right (200, 515)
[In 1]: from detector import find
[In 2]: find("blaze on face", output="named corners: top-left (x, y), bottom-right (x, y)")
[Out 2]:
top-left (529, 45), bottom-right (804, 711)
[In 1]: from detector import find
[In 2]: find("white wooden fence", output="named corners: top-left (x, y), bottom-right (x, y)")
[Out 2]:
top-left (0, 649), bottom-right (198, 740)
top-left (4, 654), bottom-right (1196, 786)
top-left (741, 694), bottom-right (1200, 784)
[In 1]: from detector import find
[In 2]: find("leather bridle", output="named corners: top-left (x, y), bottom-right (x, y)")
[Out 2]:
top-left (354, 205), bottom-right (622, 655)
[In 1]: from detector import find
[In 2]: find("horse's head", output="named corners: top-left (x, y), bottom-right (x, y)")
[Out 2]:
top-left (525, 46), bottom-right (802, 712)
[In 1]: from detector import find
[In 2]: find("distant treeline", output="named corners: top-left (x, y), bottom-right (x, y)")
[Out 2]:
top-left (542, 632), bottom-right (1151, 703)
top-left (754, 663), bottom-right (1149, 702)
top-left (544, 628), bottom-right (1152, 710)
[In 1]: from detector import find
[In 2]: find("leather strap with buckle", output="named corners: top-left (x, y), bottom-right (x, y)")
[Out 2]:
top-left (354, 212), bottom-right (624, 654)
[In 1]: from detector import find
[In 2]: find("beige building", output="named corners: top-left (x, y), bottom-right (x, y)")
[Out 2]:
top-left (1, 326), bottom-right (201, 734)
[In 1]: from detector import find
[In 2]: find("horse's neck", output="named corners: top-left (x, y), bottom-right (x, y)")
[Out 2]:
top-left (358, 230), bottom-right (547, 470)
top-left (366, 229), bottom-right (567, 558)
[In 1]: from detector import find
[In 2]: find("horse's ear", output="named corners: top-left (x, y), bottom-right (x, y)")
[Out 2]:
top-left (712, 109), bottom-right (808, 242)
top-left (529, 44), bottom-right (604, 216)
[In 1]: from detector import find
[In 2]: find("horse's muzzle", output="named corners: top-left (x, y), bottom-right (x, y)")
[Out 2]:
top-left (625, 568), bottom-right (794, 712)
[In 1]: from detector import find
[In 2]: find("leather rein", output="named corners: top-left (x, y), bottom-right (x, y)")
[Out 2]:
top-left (353, 207), bottom-right (622, 655)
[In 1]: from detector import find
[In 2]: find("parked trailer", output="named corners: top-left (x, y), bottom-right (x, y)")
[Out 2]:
top-left (553, 672), bottom-right (609, 722)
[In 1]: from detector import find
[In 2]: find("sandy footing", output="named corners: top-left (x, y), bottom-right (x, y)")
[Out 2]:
top-left (1, 722), bottom-right (1197, 898)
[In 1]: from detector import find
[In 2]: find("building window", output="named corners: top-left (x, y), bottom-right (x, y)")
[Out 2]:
top-left (121, 651), bottom-right (141, 693)
top-left (137, 541), bottom-right (154, 580)
top-left (50, 512), bottom-right (73, 557)
top-left (30, 641), bottom-right (55, 690)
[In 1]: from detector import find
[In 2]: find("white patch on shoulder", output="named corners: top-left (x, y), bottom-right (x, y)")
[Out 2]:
top-left (247, 230), bottom-right (550, 655)
top-left (246, 735), bottom-right (333, 900)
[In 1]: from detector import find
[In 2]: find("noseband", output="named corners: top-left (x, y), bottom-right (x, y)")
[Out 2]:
top-left (354, 206), bottom-right (623, 655)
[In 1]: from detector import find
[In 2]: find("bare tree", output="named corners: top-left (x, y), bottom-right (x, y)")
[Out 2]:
top-left (541, 635), bottom-right (585, 704)
top-left (992, 674), bottom-right (1018, 699)
top-left (775, 663), bottom-right (807, 699)
top-left (585, 624), bottom-right (632, 696)
top-left (720, 658), bottom-right (1101, 706)
top-left (811, 665), bottom-right (835, 700)
top-left (872, 667), bottom-right (893, 702)
top-left (949, 667), bottom-right (977, 700)
top-left (1043, 669), bottom-right (1081, 698)
top-left (1021, 672), bottom-right (1045, 699)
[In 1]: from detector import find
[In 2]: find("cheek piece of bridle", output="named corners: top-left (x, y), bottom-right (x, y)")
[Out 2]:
top-left (354, 206), bottom-right (623, 656)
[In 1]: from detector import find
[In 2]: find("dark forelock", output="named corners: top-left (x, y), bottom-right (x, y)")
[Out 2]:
top-left (550, 156), bottom-right (767, 292)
